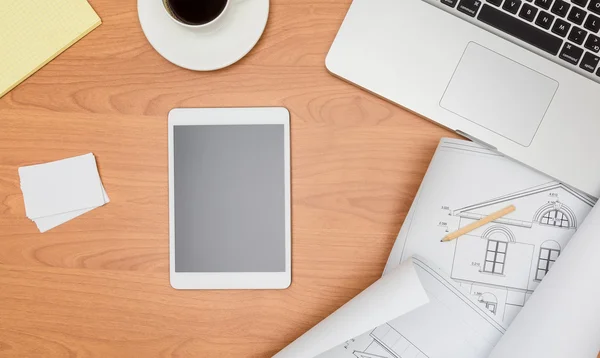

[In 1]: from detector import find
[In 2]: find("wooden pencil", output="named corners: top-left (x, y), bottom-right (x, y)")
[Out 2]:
top-left (441, 205), bottom-right (516, 242)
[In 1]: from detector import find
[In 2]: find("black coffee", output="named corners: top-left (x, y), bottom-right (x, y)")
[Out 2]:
top-left (166, 0), bottom-right (228, 25)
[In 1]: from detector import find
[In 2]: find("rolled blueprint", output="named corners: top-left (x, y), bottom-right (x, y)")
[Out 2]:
top-left (273, 258), bottom-right (429, 358)
top-left (274, 256), bottom-right (505, 358)
top-left (488, 202), bottom-right (600, 358)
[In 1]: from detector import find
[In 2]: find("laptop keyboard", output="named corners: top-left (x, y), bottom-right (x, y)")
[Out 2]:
top-left (441, 0), bottom-right (600, 80)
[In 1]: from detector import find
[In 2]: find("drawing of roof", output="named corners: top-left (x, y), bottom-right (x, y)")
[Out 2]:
top-left (452, 182), bottom-right (596, 227)
top-left (454, 182), bottom-right (595, 214)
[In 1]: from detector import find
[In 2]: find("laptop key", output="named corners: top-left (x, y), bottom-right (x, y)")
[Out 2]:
top-left (585, 33), bottom-right (600, 51)
top-left (478, 5), bottom-right (563, 55)
top-left (534, 0), bottom-right (553, 9)
top-left (585, 13), bottom-right (600, 32)
top-left (520, 3), bottom-right (539, 20)
top-left (536, 11), bottom-right (555, 29)
top-left (568, 26), bottom-right (588, 44)
top-left (559, 42), bottom-right (584, 64)
top-left (552, 18), bottom-right (572, 36)
top-left (551, 0), bottom-right (570, 17)
top-left (441, 0), bottom-right (459, 8)
top-left (568, 6), bottom-right (587, 24)
top-left (503, 0), bottom-right (522, 13)
top-left (458, 0), bottom-right (483, 16)
top-left (580, 52), bottom-right (600, 71)
top-left (573, 0), bottom-right (589, 6)
top-left (589, 0), bottom-right (600, 15)
top-left (487, 0), bottom-right (503, 6)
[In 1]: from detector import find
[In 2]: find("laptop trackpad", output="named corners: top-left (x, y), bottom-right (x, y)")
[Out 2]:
top-left (440, 42), bottom-right (558, 147)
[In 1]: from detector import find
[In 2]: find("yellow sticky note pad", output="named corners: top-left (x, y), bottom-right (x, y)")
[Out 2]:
top-left (0, 0), bottom-right (101, 97)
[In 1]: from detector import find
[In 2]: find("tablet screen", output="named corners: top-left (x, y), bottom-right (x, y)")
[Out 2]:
top-left (173, 124), bottom-right (286, 273)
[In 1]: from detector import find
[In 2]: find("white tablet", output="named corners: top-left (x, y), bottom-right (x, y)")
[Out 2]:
top-left (168, 108), bottom-right (291, 290)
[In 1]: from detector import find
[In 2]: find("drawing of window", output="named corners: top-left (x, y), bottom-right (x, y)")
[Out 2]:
top-left (535, 240), bottom-right (561, 281)
top-left (535, 203), bottom-right (577, 229)
top-left (478, 293), bottom-right (498, 315)
top-left (540, 210), bottom-right (570, 227)
top-left (483, 240), bottom-right (507, 275)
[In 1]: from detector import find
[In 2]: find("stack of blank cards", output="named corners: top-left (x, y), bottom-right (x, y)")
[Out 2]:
top-left (18, 153), bottom-right (109, 233)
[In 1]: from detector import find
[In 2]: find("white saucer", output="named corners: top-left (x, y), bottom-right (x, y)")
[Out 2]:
top-left (138, 0), bottom-right (269, 71)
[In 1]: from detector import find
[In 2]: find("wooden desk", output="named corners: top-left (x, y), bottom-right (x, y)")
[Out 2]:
top-left (0, 0), bottom-right (453, 357)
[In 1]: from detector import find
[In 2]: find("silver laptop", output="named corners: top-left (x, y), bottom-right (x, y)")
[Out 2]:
top-left (327, 0), bottom-right (600, 197)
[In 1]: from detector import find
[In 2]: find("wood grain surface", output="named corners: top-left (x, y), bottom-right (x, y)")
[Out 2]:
top-left (0, 0), bottom-right (537, 357)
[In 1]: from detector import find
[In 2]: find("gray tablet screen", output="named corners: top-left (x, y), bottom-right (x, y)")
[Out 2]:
top-left (174, 125), bottom-right (286, 273)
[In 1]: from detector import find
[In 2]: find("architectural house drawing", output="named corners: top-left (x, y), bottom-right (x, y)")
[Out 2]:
top-left (385, 139), bottom-right (597, 330)
top-left (352, 324), bottom-right (429, 358)
top-left (449, 182), bottom-right (595, 324)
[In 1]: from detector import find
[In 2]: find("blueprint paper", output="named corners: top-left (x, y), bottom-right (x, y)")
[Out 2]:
top-left (273, 258), bottom-right (430, 358)
top-left (19, 153), bottom-right (106, 219)
top-left (277, 256), bottom-right (505, 358)
top-left (319, 256), bottom-right (505, 358)
top-left (489, 202), bottom-right (600, 358)
top-left (384, 138), bottom-right (596, 329)
top-left (34, 185), bottom-right (110, 233)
